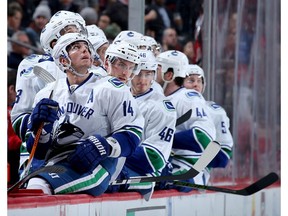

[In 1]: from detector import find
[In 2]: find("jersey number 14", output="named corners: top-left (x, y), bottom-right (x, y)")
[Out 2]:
top-left (123, 100), bottom-right (134, 116)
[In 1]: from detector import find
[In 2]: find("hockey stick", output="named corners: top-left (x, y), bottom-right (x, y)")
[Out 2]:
top-left (8, 165), bottom-right (66, 193)
top-left (175, 109), bottom-right (192, 126)
top-left (111, 141), bottom-right (221, 185)
top-left (33, 65), bottom-right (56, 84)
top-left (21, 66), bottom-right (59, 178)
top-left (174, 172), bottom-right (279, 196)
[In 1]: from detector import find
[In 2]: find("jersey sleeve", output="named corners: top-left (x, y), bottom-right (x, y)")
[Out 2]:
top-left (206, 101), bottom-right (233, 166)
top-left (126, 99), bottom-right (177, 175)
top-left (11, 55), bottom-right (45, 141)
top-left (175, 90), bottom-right (216, 140)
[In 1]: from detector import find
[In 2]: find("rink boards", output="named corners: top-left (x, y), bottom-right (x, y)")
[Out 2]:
top-left (8, 182), bottom-right (280, 216)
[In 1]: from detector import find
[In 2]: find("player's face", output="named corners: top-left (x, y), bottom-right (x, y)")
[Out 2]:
top-left (131, 70), bottom-right (154, 95)
top-left (60, 24), bottom-right (80, 36)
top-left (97, 43), bottom-right (109, 63)
top-left (109, 59), bottom-right (136, 83)
top-left (92, 43), bottom-right (109, 67)
top-left (184, 74), bottom-right (203, 93)
top-left (68, 41), bottom-right (92, 72)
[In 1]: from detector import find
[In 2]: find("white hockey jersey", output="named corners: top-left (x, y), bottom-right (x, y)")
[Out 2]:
top-left (166, 87), bottom-right (216, 185)
top-left (206, 101), bottom-right (233, 159)
top-left (11, 54), bottom-right (65, 140)
top-left (33, 74), bottom-right (144, 152)
top-left (167, 87), bottom-right (216, 138)
top-left (89, 65), bottom-right (108, 78)
top-left (127, 88), bottom-right (176, 173)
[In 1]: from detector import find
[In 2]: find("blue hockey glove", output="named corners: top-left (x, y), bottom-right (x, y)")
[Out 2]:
top-left (174, 178), bottom-right (195, 193)
top-left (28, 98), bottom-right (59, 133)
top-left (67, 134), bottom-right (111, 173)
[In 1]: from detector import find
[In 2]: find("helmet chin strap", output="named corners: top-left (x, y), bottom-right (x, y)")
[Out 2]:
top-left (64, 58), bottom-right (89, 77)
top-left (161, 70), bottom-right (175, 94)
top-left (69, 65), bottom-right (88, 77)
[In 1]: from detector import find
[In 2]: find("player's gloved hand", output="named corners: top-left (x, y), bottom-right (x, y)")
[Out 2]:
top-left (67, 134), bottom-right (111, 173)
top-left (174, 178), bottom-right (194, 193)
top-left (28, 98), bottom-right (59, 133)
top-left (155, 162), bottom-right (173, 190)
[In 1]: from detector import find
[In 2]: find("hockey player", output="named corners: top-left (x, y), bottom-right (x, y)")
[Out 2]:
top-left (86, 24), bottom-right (109, 77)
top-left (109, 50), bottom-right (177, 200)
top-left (184, 64), bottom-right (233, 169)
top-left (11, 11), bottom-right (88, 173)
top-left (12, 11), bottom-right (87, 144)
top-left (25, 33), bottom-right (144, 196)
top-left (155, 50), bottom-right (219, 192)
top-left (104, 40), bottom-right (141, 84)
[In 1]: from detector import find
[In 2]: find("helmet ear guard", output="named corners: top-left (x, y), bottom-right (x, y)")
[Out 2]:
top-left (107, 55), bottom-right (116, 64)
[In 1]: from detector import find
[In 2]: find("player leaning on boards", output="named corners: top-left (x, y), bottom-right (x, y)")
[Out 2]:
top-left (12, 10), bottom-right (87, 144)
top-left (11, 11), bottom-right (88, 174)
top-left (24, 33), bottom-right (144, 195)
top-left (183, 64), bottom-right (233, 172)
top-left (107, 50), bottom-right (177, 200)
top-left (154, 50), bottom-right (220, 192)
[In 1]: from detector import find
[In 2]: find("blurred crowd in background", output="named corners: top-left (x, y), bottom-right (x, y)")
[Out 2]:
top-left (7, 0), bottom-right (205, 70)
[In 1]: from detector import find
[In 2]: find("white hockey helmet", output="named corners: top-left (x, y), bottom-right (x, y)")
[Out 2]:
top-left (105, 40), bottom-right (140, 75)
top-left (89, 35), bottom-right (109, 51)
top-left (138, 50), bottom-right (157, 73)
top-left (185, 64), bottom-right (206, 93)
top-left (112, 30), bottom-right (143, 47)
top-left (52, 33), bottom-right (96, 74)
top-left (40, 19), bottom-right (87, 55)
top-left (86, 24), bottom-right (106, 38)
top-left (156, 50), bottom-right (189, 80)
top-left (50, 10), bottom-right (86, 27)
top-left (138, 35), bottom-right (160, 51)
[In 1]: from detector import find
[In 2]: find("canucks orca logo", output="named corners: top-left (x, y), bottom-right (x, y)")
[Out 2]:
top-left (163, 100), bottom-right (176, 111)
top-left (211, 103), bottom-right (221, 109)
top-left (127, 31), bottom-right (134, 37)
top-left (186, 91), bottom-right (200, 98)
top-left (171, 50), bottom-right (179, 56)
top-left (108, 77), bottom-right (124, 88)
top-left (53, 116), bottom-right (84, 145)
top-left (20, 67), bottom-right (33, 77)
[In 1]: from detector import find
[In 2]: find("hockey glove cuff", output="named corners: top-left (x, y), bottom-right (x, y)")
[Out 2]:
top-left (67, 134), bottom-right (111, 173)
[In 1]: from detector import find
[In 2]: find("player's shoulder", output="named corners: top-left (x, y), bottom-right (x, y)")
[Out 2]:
top-left (98, 76), bottom-right (128, 90)
top-left (17, 54), bottom-right (52, 78)
top-left (149, 92), bottom-right (176, 114)
top-left (206, 101), bottom-right (223, 109)
top-left (89, 66), bottom-right (108, 78)
top-left (206, 101), bottom-right (227, 114)
top-left (20, 54), bottom-right (52, 66)
top-left (184, 88), bottom-right (203, 99)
